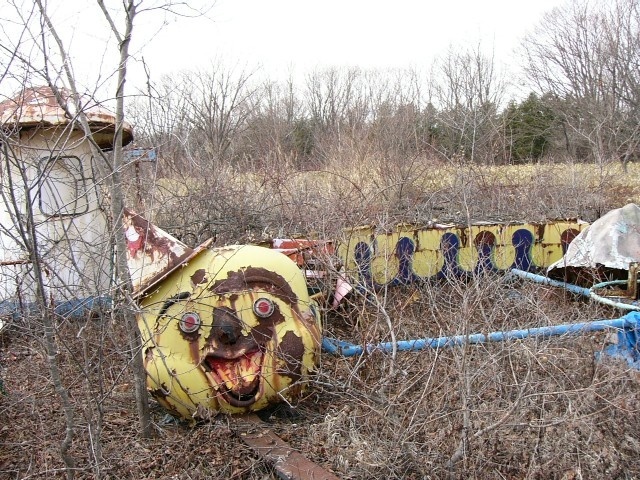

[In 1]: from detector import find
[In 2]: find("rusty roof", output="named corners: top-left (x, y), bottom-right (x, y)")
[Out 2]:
top-left (0, 86), bottom-right (133, 148)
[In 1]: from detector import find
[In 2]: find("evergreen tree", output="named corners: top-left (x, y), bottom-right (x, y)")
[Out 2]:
top-left (502, 93), bottom-right (555, 162)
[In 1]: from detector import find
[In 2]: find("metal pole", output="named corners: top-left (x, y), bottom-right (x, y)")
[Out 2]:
top-left (508, 268), bottom-right (591, 297)
top-left (322, 312), bottom-right (640, 358)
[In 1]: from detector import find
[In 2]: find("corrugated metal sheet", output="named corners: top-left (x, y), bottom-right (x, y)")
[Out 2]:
top-left (0, 86), bottom-right (133, 148)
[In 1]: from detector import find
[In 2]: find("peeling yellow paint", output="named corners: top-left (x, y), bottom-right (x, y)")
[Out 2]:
top-left (137, 245), bottom-right (321, 418)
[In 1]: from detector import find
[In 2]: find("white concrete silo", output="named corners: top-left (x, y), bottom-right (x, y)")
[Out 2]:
top-left (0, 86), bottom-right (133, 315)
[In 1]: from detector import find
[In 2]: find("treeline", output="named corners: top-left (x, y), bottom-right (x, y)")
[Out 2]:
top-left (130, 0), bottom-right (640, 174)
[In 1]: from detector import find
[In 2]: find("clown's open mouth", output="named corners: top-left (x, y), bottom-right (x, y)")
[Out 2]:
top-left (203, 348), bottom-right (264, 407)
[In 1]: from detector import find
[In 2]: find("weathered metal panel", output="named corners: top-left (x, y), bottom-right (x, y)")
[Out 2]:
top-left (0, 132), bottom-right (112, 303)
top-left (0, 86), bottom-right (133, 148)
top-left (123, 208), bottom-right (198, 297)
top-left (137, 244), bottom-right (321, 418)
top-left (338, 220), bottom-right (588, 287)
top-left (549, 203), bottom-right (640, 272)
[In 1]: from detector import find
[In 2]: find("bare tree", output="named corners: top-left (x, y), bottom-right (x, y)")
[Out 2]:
top-left (301, 67), bottom-right (431, 163)
top-left (0, 1), bottom-right (208, 474)
top-left (303, 67), bottom-right (368, 161)
top-left (129, 74), bottom-right (193, 175)
top-left (305, 67), bottom-right (362, 134)
top-left (29, 0), bottom-right (153, 446)
top-left (0, 127), bottom-right (80, 479)
top-left (433, 44), bottom-right (505, 163)
top-left (181, 64), bottom-right (259, 167)
top-left (522, 0), bottom-right (640, 169)
top-left (237, 76), bottom-right (310, 165)
top-left (367, 68), bottom-right (434, 158)
top-left (94, 0), bottom-right (153, 440)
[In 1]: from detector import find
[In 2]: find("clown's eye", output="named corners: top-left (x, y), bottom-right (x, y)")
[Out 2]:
top-left (179, 312), bottom-right (201, 333)
top-left (253, 298), bottom-right (274, 318)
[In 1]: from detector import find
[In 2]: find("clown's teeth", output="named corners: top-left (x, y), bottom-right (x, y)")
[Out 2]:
top-left (206, 349), bottom-right (263, 391)
top-left (217, 368), bottom-right (236, 390)
top-left (240, 351), bottom-right (263, 382)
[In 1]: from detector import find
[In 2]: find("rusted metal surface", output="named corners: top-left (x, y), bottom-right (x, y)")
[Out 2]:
top-left (123, 208), bottom-right (198, 297)
top-left (231, 414), bottom-right (340, 480)
top-left (629, 263), bottom-right (640, 300)
top-left (588, 262), bottom-right (640, 302)
top-left (262, 238), bottom-right (347, 305)
top-left (0, 86), bottom-right (133, 148)
top-left (138, 244), bottom-right (322, 417)
top-left (262, 238), bottom-right (337, 281)
top-left (339, 219), bottom-right (588, 287)
top-left (0, 260), bottom-right (31, 266)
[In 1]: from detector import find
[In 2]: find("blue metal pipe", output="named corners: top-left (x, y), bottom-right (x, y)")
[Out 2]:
top-left (508, 269), bottom-right (592, 297)
top-left (322, 311), bottom-right (640, 358)
top-left (510, 269), bottom-right (640, 311)
top-left (322, 270), bottom-right (640, 368)
top-left (0, 296), bottom-right (112, 322)
top-left (588, 279), bottom-right (640, 311)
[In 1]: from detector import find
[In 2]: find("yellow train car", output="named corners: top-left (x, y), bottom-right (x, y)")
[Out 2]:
top-left (338, 220), bottom-right (588, 286)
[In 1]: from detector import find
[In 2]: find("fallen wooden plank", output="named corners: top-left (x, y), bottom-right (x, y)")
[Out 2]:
top-left (230, 414), bottom-right (340, 480)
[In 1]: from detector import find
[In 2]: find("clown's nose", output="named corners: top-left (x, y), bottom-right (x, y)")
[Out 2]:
top-left (212, 308), bottom-right (243, 345)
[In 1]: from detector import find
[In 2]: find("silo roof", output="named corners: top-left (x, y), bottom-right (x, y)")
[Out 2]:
top-left (0, 86), bottom-right (133, 148)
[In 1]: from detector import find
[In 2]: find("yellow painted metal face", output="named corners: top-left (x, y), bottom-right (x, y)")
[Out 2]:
top-left (137, 245), bottom-right (321, 419)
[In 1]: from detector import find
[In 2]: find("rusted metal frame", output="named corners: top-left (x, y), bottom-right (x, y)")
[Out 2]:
top-left (591, 262), bottom-right (640, 301)
top-left (230, 414), bottom-right (340, 480)
top-left (268, 239), bottom-right (336, 271)
top-left (629, 262), bottom-right (640, 300)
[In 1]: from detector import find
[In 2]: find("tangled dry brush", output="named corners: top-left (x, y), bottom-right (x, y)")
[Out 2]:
top-left (2, 158), bottom-right (640, 479)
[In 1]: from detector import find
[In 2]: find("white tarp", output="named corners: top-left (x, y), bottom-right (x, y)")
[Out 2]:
top-left (549, 203), bottom-right (640, 273)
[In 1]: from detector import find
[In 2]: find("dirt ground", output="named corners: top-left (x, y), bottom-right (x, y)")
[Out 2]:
top-left (1, 276), bottom-right (639, 479)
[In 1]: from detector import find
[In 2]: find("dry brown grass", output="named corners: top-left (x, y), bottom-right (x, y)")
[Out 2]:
top-left (139, 155), bottom-right (640, 246)
top-left (2, 156), bottom-right (640, 479)
top-left (313, 278), bottom-right (640, 479)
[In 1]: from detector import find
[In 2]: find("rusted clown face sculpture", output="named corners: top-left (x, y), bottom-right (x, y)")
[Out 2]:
top-left (137, 245), bottom-right (322, 419)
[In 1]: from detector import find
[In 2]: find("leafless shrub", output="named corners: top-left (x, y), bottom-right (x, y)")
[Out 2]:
top-left (3, 151), bottom-right (640, 478)
top-left (308, 272), bottom-right (639, 479)
top-left (3, 0), bottom-right (640, 477)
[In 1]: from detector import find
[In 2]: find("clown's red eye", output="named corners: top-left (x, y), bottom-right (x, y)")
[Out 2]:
top-left (179, 312), bottom-right (201, 333)
top-left (253, 298), bottom-right (274, 318)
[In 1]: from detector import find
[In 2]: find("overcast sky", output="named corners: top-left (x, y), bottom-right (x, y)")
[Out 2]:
top-left (133, 0), bottom-right (564, 84)
top-left (2, 0), bottom-right (567, 99)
